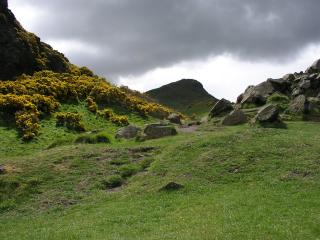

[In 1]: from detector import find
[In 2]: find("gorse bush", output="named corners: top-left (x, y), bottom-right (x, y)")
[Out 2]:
top-left (0, 70), bottom-right (172, 141)
top-left (97, 108), bottom-right (129, 126)
top-left (56, 112), bottom-right (86, 132)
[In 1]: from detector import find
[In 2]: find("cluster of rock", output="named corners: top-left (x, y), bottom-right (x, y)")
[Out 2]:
top-left (209, 59), bottom-right (320, 125)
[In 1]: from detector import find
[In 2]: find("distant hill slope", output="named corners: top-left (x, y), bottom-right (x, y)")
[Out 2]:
top-left (146, 79), bottom-right (218, 115)
top-left (0, 2), bottom-right (71, 80)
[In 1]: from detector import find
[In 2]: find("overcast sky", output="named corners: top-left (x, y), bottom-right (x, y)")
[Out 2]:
top-left (10, 0), bottom-right (320, 100)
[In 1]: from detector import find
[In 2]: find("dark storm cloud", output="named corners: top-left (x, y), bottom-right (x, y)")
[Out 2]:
top-left (12, 0), bottom-right (320, 77)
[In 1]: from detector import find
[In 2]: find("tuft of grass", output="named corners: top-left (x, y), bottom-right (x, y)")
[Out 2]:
top-left (102, 175), bottom-right (123, 189)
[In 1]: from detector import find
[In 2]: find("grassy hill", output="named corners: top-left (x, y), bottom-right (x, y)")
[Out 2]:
top-left (1, 121), bottom-right (320, 239)
top-left (146, 79), bottom-right (218, 116)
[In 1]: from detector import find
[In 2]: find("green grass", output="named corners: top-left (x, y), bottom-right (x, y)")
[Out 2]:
top-left (0, 121), bottom-right (320, 239)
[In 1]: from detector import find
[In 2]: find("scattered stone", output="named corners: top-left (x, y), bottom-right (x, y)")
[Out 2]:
top-left (143, 123), bottom-right (177, 140)
top-left (255, 104), bottom-right (280, 123)
top-left (115, 125), bottom-right (141, 139)
top-left (288, 95), bottom-right (308, 114)
top-left (209, 98), bottom-right (233, 118)
top-left (222, 109), bottom-right (247, 126)
top-left (160, 182), bottom-right (184, 191)
top-left (167, 113), bottom-right (182, 124)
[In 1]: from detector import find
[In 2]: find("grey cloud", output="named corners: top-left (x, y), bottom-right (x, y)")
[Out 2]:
top-left (11, 0), bottom-right (320, 78)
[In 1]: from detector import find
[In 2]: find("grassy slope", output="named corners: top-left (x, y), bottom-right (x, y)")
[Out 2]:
top-left (1, 121), bottom-right (320, 239)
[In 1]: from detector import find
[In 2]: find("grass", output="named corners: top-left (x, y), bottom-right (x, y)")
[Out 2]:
top-left (0, 120), bottom-right (320, 239)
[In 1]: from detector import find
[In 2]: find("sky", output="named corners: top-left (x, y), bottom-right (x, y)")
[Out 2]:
top-left (9, 0), bottom-right (320, 101)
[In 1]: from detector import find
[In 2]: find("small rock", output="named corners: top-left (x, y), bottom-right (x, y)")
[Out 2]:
top-left (222, 110), bottom-right (247, 126)
top-left (0, 165), bottom-right (6, 174)
top-left (160, 182), bottom-right (184, 191)
top-left (209, 98), bottom-right (233, 118)
top-left (255, 104), bottom-right (280, 123)
top-left (167, 113), bottom-right (182, 124)
top-left (115, 125), bottom-right (141, 139)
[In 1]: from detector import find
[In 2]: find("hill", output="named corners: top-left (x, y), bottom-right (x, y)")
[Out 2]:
top-left (0, 1), bottom-right (70, 80)
top-left (146, 79), bottom-right (218, 115)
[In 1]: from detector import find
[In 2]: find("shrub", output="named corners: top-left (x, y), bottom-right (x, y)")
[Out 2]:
top-left (267, 93), bottom-right (290, 111)
top-left (56, 112), bottom-right (86, 132)
top-left (119, 164), bottom-right (140, 178)
top-left (102, 175), bottom-right (123, 189)
top-left (97, 108), bottom-right (114, 120)
top-left (86, 97), bottom-right (98, 113)
top-left (111, 115), bottom-right (129, 126)
top-left (75, 132), bottom-right (111, 144)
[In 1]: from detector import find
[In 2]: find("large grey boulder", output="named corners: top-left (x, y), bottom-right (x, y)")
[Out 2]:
top-left (222, 110), bottom-right (247, 126)
top-left (288, 95), bottom-right (308, 114)
top-left (255, 104), bottom-right (280, 123)
top-left (115, 125), bottom-right (141, 139)
top-left (239, 81), bottom-right (275, 105)
top-left (306, 59), bottom-right (320, 73)
top-left (209, 99), bottom-right (233, 118)
top-left (167, 113), bottom-right (182, 124)
top-left (143, 123), bottom-right (177, 140)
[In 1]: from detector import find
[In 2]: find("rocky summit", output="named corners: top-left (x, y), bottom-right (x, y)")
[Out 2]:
top-left (0, 1), bottom-right (70, 80)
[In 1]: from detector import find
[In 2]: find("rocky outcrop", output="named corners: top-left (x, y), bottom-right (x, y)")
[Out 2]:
top-left (209, 99), bottom-right (233, 118)
top-left (0, 4), bottom-right (71, 80)
top-left (222, 110), bottom-right (247, 126)
top-left (236, 59), bottom-right (320, 121)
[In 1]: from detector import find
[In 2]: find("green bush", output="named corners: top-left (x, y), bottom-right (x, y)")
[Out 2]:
top-left (267, 93), bottom-right (290, 111)
top-left (75, 132), bottom-right (111, 144)
top-left (102, 175), bottom-right (123, 189)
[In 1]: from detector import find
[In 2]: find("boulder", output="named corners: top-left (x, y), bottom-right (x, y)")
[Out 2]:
top-left (239, 81), bottom-right (275, 105)
top-left (268, 78), bottom-right (291, 93)
top-left (167, 113), bottom-right (182, 124)
top-left (143, 123), bottom-right (177, 140)
top-left (283, 73), bottom-right (295, 82)
top-left (209, 98), bottom-right (233, 118)
top-left (306, 59), bottom-right (320, 73)
top-left (115, 125), bottom-right (141, 139)
top-left (222, 110), bottom-right (247, 126)
top-left (307, 97), bottom-right (320, 114)
top-left (299, 80), bottom-right (311, 90)
top-left (288, 95), bottom-right (308, 114)
top-left (255, 104), bottom-right (280, 123)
